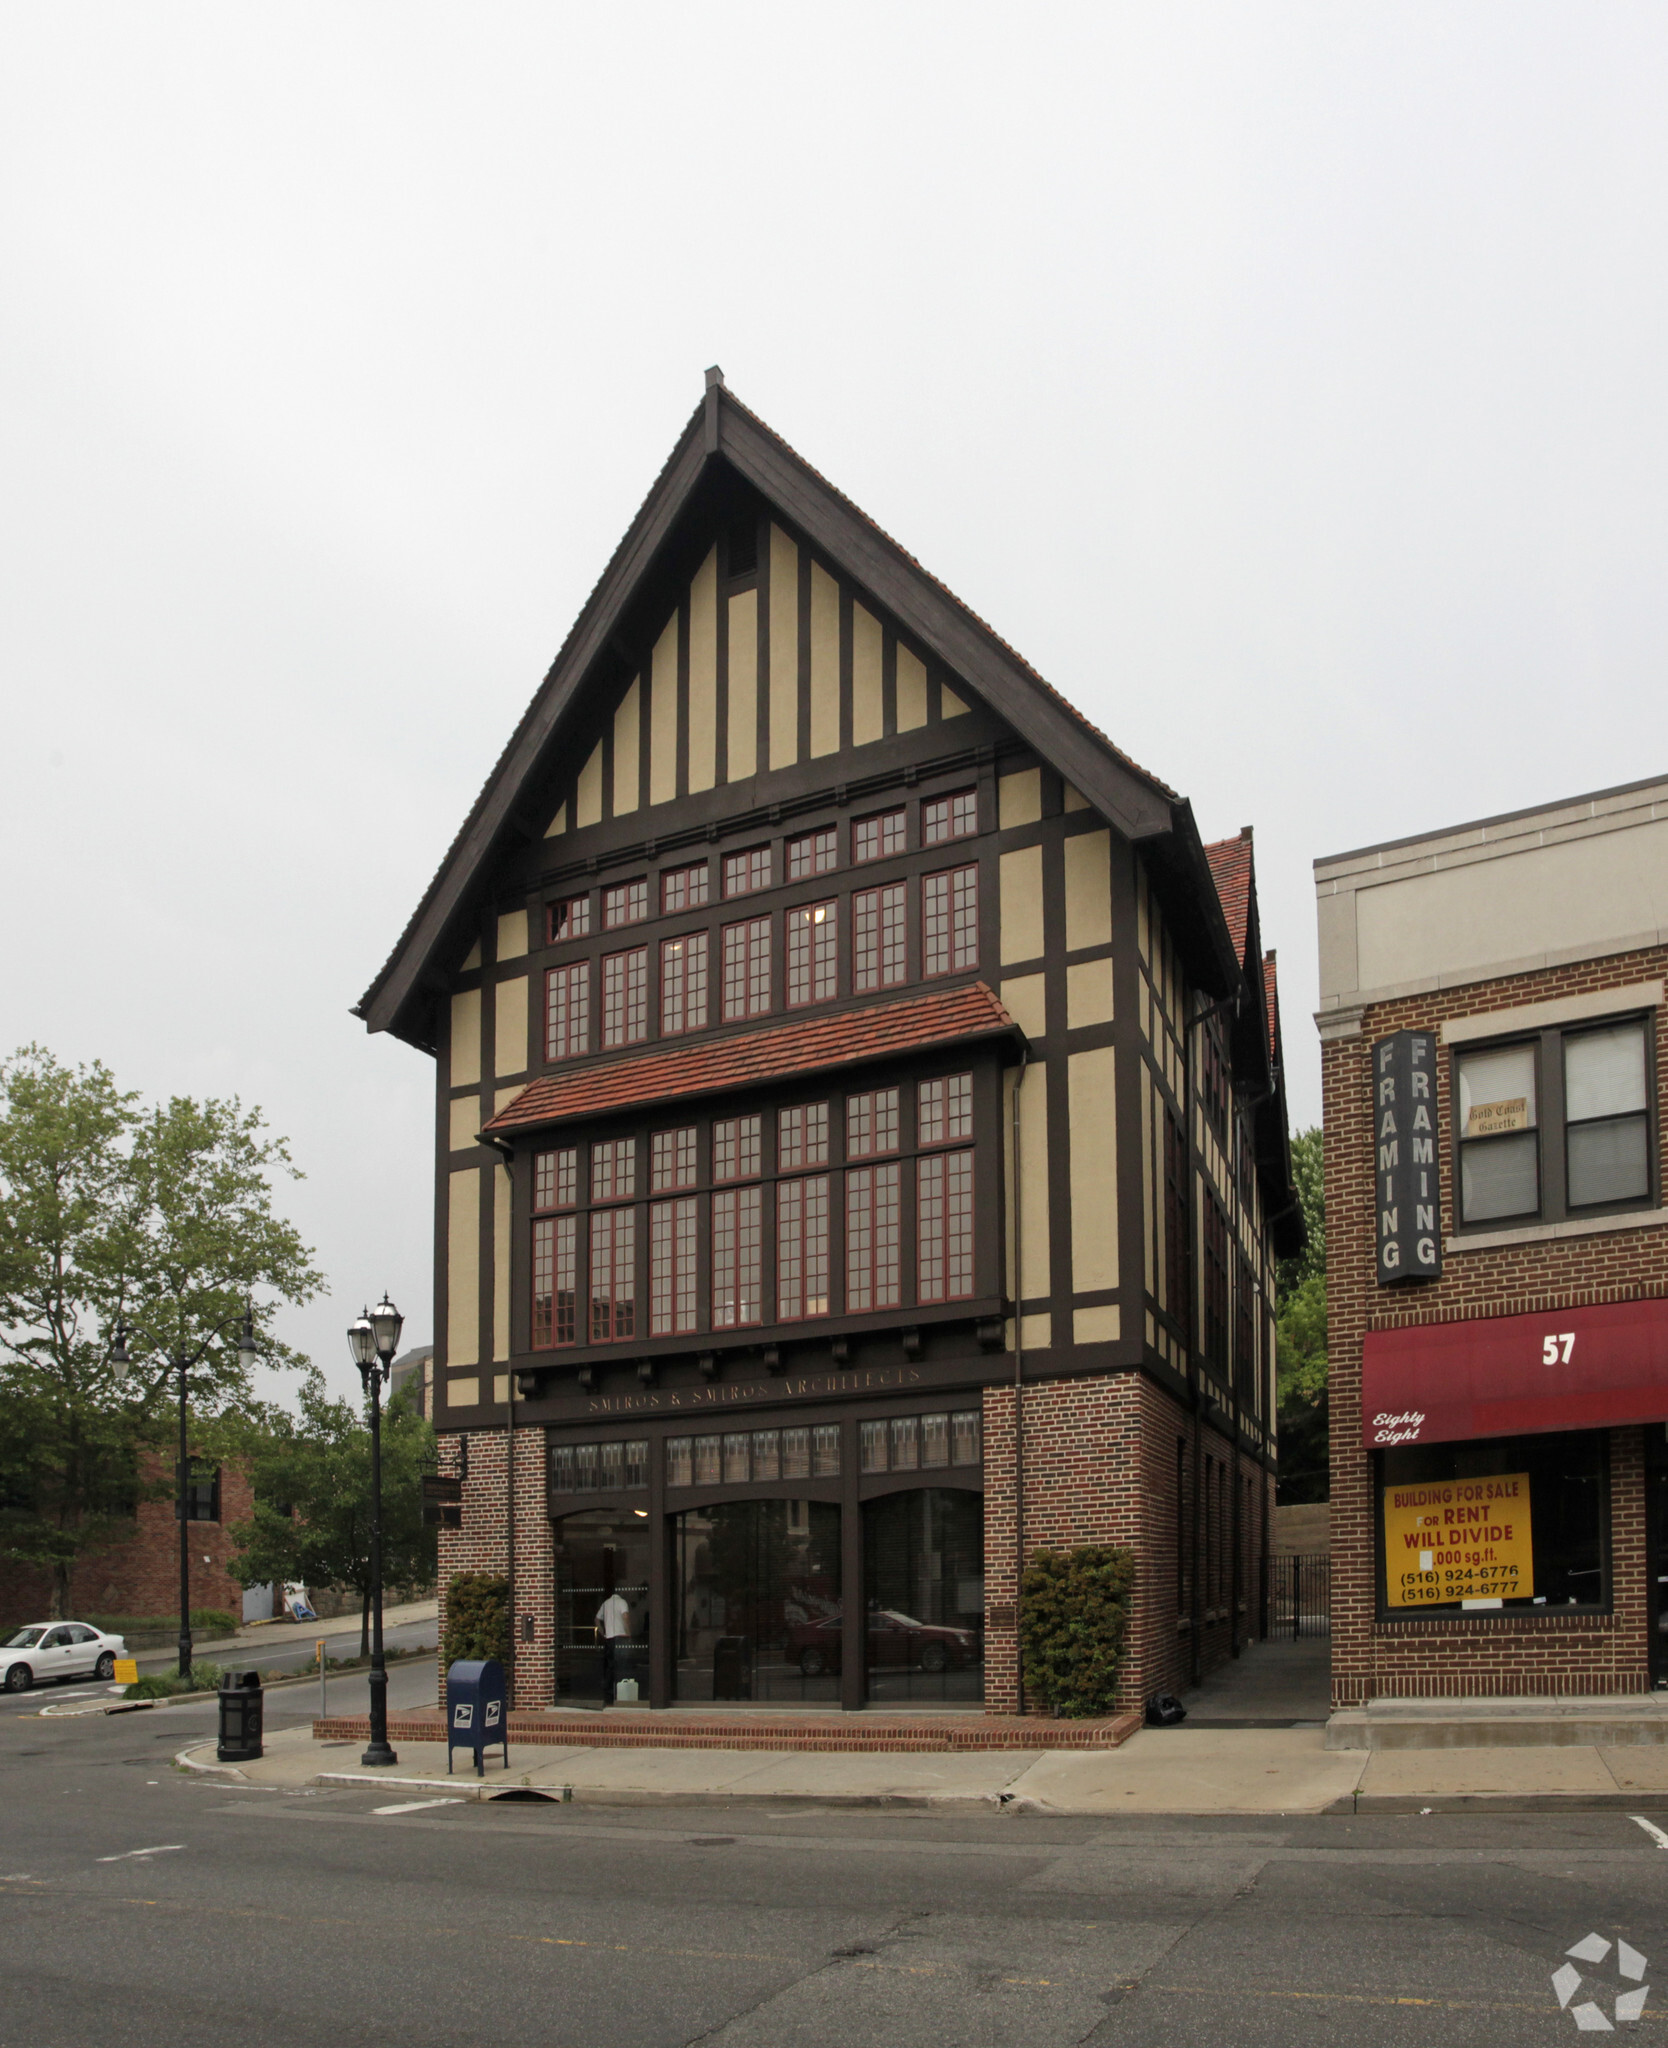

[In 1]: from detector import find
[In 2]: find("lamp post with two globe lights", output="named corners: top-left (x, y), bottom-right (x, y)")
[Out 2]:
top-left (348, 1294), bottom-right (404, 1769)
top-left (108, 1305), bottom-right (261, 1681)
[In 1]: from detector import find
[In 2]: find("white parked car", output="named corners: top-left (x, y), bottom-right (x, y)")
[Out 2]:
top-left (1, 1622), bottom-right (127, 1691)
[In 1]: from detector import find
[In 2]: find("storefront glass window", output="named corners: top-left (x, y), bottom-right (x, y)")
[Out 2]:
top-left (864, 1489), bottom-right (985, 1702)
top-left (675, 1500), bottom-right (841, 1702)
top-left (1378, 1430), bottom-right (1608, 1614)
top-left (554, 1509), bottom-right (650, 1704)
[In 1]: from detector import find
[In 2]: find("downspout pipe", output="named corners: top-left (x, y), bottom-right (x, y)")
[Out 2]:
top-left (483, 1133), bottom-right (519, 1698)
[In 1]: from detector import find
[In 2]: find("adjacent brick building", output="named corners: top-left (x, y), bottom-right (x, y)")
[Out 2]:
top-left (358, 375), bottom-right (1300, 1714)
top-left (1317, 774), bottom-right (1668, 1704)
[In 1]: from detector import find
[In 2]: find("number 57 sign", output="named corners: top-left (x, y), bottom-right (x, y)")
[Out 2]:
top-left (1364, 1298), bottom-right (1668, 1447)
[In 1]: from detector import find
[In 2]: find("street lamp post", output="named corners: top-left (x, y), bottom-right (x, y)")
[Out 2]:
top-left (349, 1295), bottom-right (403, 1768)
top-left (110, 1307), bottom-right (260, 1680)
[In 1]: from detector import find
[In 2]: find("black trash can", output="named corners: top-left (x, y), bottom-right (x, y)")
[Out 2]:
top-left (217, 1668), bottom-right (264, 1762)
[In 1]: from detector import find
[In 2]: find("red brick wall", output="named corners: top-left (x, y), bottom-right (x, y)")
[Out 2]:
top-left (1325, 944), bottom-right (1668, 1704)
top-left (0, 1456), bottom-right (254, 1629)
top-left (434, 1427), bottom-right (554, 1709)
top-left (982, 1374), bottom-right (1265, 1714)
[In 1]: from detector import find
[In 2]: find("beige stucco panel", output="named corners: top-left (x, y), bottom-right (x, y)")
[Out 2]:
top-left (687, 546), bottom-right (718, 793)
top-left (727, 589), bottom-right (758, 782)
top-left (446, 1375), bottom-right (479, 1409)
top-left (769, 526), bottom-right (799, 769)
top-left (999, 767), bottom-right (1042, 830)
top-left (1066, 957), bottom-right (1115, 1028)
top-left (896, 644), bottom-right (927, 732)
top-left (543, 802), bottom-right (567, 840)
top-left (448, 1094), bottom-right (480, 1153)
top-left (1069, 1046), bottom-right (1118, 1293)
top-left (496, 909), bottom-right (528, 963)
top-left (494, 975), bottom-right (529, 1078)
top-left (999, 972), bottom-right (1047, 1040)
top-left (446, 1167), bottom-right (481, 1368)
top-left (1003, 1063), bottom-right (1050, 1307)
top-left (650, 615), bottom-right (678, 806)
top-left (575, 738), bottom-right (604, 828)
top-left (1000, 845), bottom-right (1044, 965)
top-left (449, 989), bottom-right (481, 1090)
top-left (1064, 829), bottom-right (1113, 951)
top-left (1074, 1304), bottom-right (1121, 1344)
top-left (492, 1164), bottom-right (512, 1364)
top-left (852, 603), bottom-right (883, 748)
top-left (809, 560), bottom-right (840, 758)
top-left (612, 678), bottom-right (640, 817)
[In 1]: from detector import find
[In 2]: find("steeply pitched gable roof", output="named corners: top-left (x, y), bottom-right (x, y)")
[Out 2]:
top-left (357, 377), bottom-right (1242, 1045)
top-left (1203, 829), bottom-right (1254, 964)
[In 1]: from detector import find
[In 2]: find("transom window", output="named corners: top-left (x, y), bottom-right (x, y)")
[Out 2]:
top-left (661, 863), bottom-right (710, 914)
top-left (602, 878), bottom-right (648, 929)
top-left (550, 1439), bottom-right (649, 1492)
top-left (667, 1425), bottom-right (840, 1487)
top-left (854, 808), bottom-right (906, 863)
top-left (787, 827), bottom-right (838, 880)
top-left (1455, 1015), bottom-right (1654, 1228)
top-left (723, 845), bottom-right (773, 898)
top-left (548, 895), bottom-right (591, 944)
top-left (923, 790), bottom-right (977, 845)
top-left (859, 1410), bottom-right (981, 1473)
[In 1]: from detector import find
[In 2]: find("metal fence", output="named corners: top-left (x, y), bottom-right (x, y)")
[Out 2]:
top-left (1264, 1553), bottom-right (1331, 1639)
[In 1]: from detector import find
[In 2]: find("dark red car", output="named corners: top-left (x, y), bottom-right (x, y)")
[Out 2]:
top-left (787, 1607), bottom-right (981, 1677)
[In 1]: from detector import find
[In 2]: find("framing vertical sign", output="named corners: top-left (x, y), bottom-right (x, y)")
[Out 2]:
top-left (1374, 1029), bottom-right (1441, 1283)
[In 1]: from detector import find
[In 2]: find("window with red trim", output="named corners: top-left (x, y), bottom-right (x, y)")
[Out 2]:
top-left (661, 863), bottom-right (710, 914)
top-left (777, 1174), bottom-right (830, 1319)
top-left (853, 883), bottom-right (906, 991)
top-left (846, 1087), bottom-right (900, 1158)
top-left (786, 900), bottom-right (837, 1007)
top-left (918, 1149), bottom-right (974, 1302)
top-left (722, 845), bottom-right (772, 897)
top-left (722, 916), bottom-right (771, 1020)
top-left (548, 895), bottom-right (591, 944)
top-left (713, 1114), bottom-right (761, 1182)
top-left (545, 962), bottom-right (590, 1061)
top-left (602, 947), bottom-right (648, 1047)
top-left (923, 789), bottom-right (977, 845)
top-left (650, 1126), bottom-right (697, 1191)
top-left (602, 878), bottom-right (648, 929)
top-left (853, 808), bottom-right (905, 863)
top-left (588, 1207), bottom-right (636, 1342)
top-left (778, 1102), bottom-right (829, 1171)
top-left (591, 1138), bottom-right (636, 1202)
top-left (918, 1073), bottom-right (972, 1145)
top-left (923, 865), bottom-right (977, 976)
top-left (531, 1144), bottom-right (579, 1350)
top-left (711, 1186), bottom-right (762, 1327)
top-left (787, 826), bottom-right (837, 880)
top-left (650, 1197), bottom-right (697, 1335)
top-left (846, 1162), bottom-right (901, 1311)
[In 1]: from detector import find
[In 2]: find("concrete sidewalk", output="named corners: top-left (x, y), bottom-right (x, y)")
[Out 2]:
top-left (137, 1597), bottom-right (438, 1670)
top-left (178, 1717), bottom-right (1668, 1814)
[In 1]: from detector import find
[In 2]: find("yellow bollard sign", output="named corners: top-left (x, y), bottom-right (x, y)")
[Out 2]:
top-left (113, 1658), bottom-right (138, 1684)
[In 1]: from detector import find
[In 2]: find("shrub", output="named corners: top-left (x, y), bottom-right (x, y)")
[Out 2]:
top-left (1018, 1544), bottom-right (1135, 1718)
top-left (122, 1661), bottom-right (223, 1700)
top-left (443, 1572), bottom-right (510, 1668)
top-left (86, 1610), bottom-right (238, 1638)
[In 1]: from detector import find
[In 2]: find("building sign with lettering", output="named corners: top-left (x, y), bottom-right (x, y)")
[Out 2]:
top-left (1374, 1029), bottom-right (1441, 1283)
top-left (1382, 1472), bottom-right (1533, 1607)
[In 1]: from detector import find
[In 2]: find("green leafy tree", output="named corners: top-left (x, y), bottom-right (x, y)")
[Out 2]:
top-left (0, 1047), bottom-right (320, 1614)
top-left (1275, 1126), bottom-right (1328, 1504)
top-left (229, 1372), bottom-right (437, 1655)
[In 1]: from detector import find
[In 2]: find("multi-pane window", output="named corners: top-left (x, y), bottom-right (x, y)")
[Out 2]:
top-left (592, 1138), bottom-right (636, 1202)
top-left (722, 916), bottom-right (772, 1020)
top-left (713, 1114), bottom-right (762, 1183)
top-left (711, 1187), bottom-right (762, 1327)
top-left (786, 901), bottom-right (838, 1007)
top-left (919, 1073), bottom-right (972, 1145)
top-left (918, 1149), bottom-right (974, 1302)
top-left (602, 878), bottom-right (648, 929)
top-left (602, 947), bottom-right (648, 1047)
top-left (1456, 1017), bottom-right (1654, 1226)
top-left (923, 789), bottom-right (977, 845)
top-left (779, 1102), bottom-right (830, 1171)
top-left (661, 863), bottom-right (710, 914)
top-left (923, 865), bottom-right (978, 976)
top-left (531, 1145), bottom-right (578, 1350)
top-left (1163, 1110), bottom-right (1189, 1341)
top-left (846, 1087), bottom-right (900, 1158)
top-left (589, 1207), bottom-right (636, 1342)
top-left (854, 808), bottom-right (906, 863)
top-left (860, 1410), bottom-right (981, 1473)
top-left (723, 845), bottom-right (773, 898)
top-left (549, 1439), bottom-right (649, 1492)
top-left (787, 826), bottom-right (838, 880)
top-left (660, 932), bottom-right (708, 1036)
top-left (545, 962), bottom-right (590, 1060)
top-left (650, 1126), bottom-right (697, 1191)
top-left (548, 895), bottom-right (591, 943)
top-left (650, 1198), bottom-right (698, 1335)
top-left (666, 1424), bottom-right (839, 1487)
top-left (1201, 1028), bottom-right (1229, 1141)
top-left (777, 1174), bottom-right (831, 1319)
top-left (854, 883), bottom-right (907, 991)
top-left (847, 1162), bottom-right (901, 1311)
top-left (1202, 1194), bottom-right (1229, 1374)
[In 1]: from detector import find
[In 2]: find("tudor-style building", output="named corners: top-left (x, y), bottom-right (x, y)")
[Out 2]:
top-left (357, 373), bottom-right (1299, 1714)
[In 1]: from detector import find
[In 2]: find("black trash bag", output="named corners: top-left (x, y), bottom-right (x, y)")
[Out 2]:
top-left (1144, 1692), bottom-right (1187, 1727)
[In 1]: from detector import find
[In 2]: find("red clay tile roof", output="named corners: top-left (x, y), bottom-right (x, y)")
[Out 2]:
top-left (1263, 948), bottom-right (1281, 1061)
top-left (1203, 828), bottom-right (1253, 964)
top-left (484, 983), bottom-right (1020, 1135)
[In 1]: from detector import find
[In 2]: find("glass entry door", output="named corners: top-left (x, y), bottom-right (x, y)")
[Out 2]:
top-left (675, 1500), bottom-right (841, 1703)
top-left (554, 1509), bottom-right (651, 1704)
top-left (864, 1488), bottom-right (985, 1703)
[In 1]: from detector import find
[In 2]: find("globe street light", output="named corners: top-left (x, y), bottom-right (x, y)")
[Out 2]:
top-left (110, 1306), bottom-right (260, 1679)
top-left (350, 1294), bottom-right (403, 1768)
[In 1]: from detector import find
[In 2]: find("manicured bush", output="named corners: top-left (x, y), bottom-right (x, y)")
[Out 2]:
top-left (1018, 1544), bottom-right (1135, 1718)
top-left (442, 1572), bottom-right (510, 1668)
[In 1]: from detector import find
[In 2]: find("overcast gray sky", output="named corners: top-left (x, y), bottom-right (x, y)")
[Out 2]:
top-left (4, 5), bottom-right (1665, 1402)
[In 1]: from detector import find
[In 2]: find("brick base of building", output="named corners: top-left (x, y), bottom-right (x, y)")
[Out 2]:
top-left (313, 1707), bottom-right (1143, 1752)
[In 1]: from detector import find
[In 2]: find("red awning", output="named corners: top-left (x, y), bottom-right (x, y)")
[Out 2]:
top-left (1362, 1297), bottom-right (1668, 1448)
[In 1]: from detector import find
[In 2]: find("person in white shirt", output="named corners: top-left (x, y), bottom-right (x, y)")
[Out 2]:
top-left (595, 1592), bottom-right (632, 1703)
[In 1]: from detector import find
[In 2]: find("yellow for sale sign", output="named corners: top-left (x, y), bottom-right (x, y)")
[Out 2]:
top-left (1383, 1472), bottom-right (1534, 1608)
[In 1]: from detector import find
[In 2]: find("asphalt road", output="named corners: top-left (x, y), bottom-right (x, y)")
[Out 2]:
top-left (126, 1615), bottom-right (440, 1680)
top-left (3, 1661), bottom-right (1667, 2047)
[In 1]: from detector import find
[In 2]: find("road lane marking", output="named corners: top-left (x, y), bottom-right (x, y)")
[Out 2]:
top-left (1630, 1815), bottom-right (1668, 1850)
top-left (96, 1845), bottom-right (185, 1863)
top-left (372, 1799), bottom-right (464, 1816)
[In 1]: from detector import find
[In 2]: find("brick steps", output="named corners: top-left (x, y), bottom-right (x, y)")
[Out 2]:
top-left (312, 1708), bottom-right (1142, 1752)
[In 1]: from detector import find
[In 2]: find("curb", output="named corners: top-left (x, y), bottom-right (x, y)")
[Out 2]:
top-left (1341, 1790), bottom-right (1668, 1814)
top-left (174, 1745), bottom-right (250, 1782)
top-left (306, 1770), bottom-right (1031, 1812)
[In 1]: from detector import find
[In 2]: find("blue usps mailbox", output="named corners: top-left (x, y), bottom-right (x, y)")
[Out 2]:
top-left (446, 1658), bottom-right (509, 1777)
